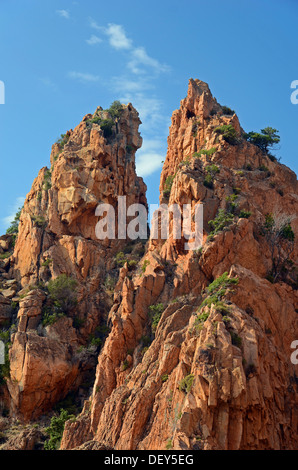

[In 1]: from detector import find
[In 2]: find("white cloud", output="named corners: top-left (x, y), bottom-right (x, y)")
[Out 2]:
top-left (86, 34), bottom-right (102, 46)
top-left (120, 92), bottom-right (165, 130)
top-left (56, 9), bottom-right (70, 19)
top-left (128, 47), bottom-right (170, 75)
top-left (105, 23), bottom-right (132, 50)
top-left (136, 151), bottom-right (163, 177)
top-left (88, 21), bottom-right (169, 76)
top-left (2, 196), bottom-right (25, 228)
top-left (90, 20), bottom-right (132, 50)
top-left (135, 138), bottom-right (166, 177)
top-left (111, 76), bottom-right (153, 94)
top-left (68, 71), bottom-right (100, 82)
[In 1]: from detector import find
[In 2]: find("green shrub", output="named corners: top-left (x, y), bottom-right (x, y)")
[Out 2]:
top-left (56, 133), bottom-right (70, 149)
top-left (239, 210), bottom-right (251, 219)
top-left (41, 258), bottom-right (53, 268)
top-left (166, 439), bottom-right (173, 450)
top-left (208, 209), bottom-right (234, 237)
top-left (42, 309), bottom-right (65, 327)
top-left (88, 116), bottom-right (115, 138)
top-left (214, 124), bottom-right (238, 145)
top-left (243, 127), bottom-right (280, 154)
top-left (44, 409), bottom-right (74, 450)
top-left (163, 175), bottom-right (175, 198)
top-left (203, 173), bottom-right (214, 189)
top-left (6, 206), bottom-right (23, 235)
top-left (148, 303), bottom-right (164, 333)
top-left (203, 164), bottom-right (220, 189)
top-left (206, 272), bottom-right (238, 296)
top-left (0, 328), bottom-right (11, 384)
top-left (0, 252), bottom-right (11, 260)
top-left (107, 100), bottom-right (123, 119)
top-left (194, 311), bottom-right (210, 331)
top-left (196, 272), bottom-right (239, 316)
top-left (225, 194), bottom-right (239, 214)
top-left (230, 331), bottom-right (242, 348)
top-left (31, 215), bottom-right (47, 228)
top-left (178, 374), bottom-right (194, 393)
top-left (115, 251), bottom-right (128, 267)
top-left (258, 164), bottom-right (269, 172)
top-left (47, 274), bottom-right (78, 314)
top-left (100, 119), bottom-right (114, 138)
top-left (142, 259), bottom-right (150, 273)
top-left (221, 105), bottom-right (235, 116)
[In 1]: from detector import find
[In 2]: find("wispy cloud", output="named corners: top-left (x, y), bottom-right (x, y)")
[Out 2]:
top-left (104, 23), bottom-right (132, 50)
top-left (86, 34), bottom-right (102, 45)
top-left (89, 20), bottom-right (169, 76)
top-left (111, 76), bottom-right (153, 94)
top-left (2, 196), bottom-right (25, 227)
top-left (136, 151), bottom-right (163, 177)
top-left (135, 139), bottom-right (165, 177)
top-left (56, 9), bottom-right (70, 19)
top-left (86, 20), bottom-right (171, 177)
top-left (128, 47), bottom-right (170, 75)
top-left (68, 71), bottom-right (100, 83)
top-left (90, 20), bottom-right (132, 50)
top-left (120, 92), bottom-right (165, 131)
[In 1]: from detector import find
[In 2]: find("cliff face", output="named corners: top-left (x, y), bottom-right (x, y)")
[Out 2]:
top-left (0, 103), bottom-right (147, 421)
top-left (0, 80), bottom-right (297, 450)
top-left (60, 80), bottom-right (298, 451)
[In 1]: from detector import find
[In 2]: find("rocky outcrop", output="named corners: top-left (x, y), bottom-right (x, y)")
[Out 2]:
top-left (1, 102), bottom-right (147, 421)
top-left (60, 79), bottom-right (298, 450)
top-left (1, 80), bottom-right (297, 450)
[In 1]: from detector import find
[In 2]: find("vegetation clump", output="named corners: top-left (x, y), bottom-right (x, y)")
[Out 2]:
top-left (208, 209), bottom-right (235, 238)
top-left (203, 164), bottom-right (220, 189)
top-left (243, 127), bottom-right (280, 155)
top-left (5, 206), bottom-right (23, 246)
top-left (163, 174), bottom-right (175, 198)
top-left (44, 409), bottom-right (74, 450)
top-left (56, 133), bottom-right (70, 150)
top-left (87, 101), bottom-right (124, 139)
top-left (42, 274), bottom-right (78, 326)
top-left (178, 374), bottom-right (194, 393)
top-left (214, 124), bottom-right (238, 145)
top-left (221, 105), bottom-right (235, 116)
top-left (195, 272), bottom-right (238, 323)
top-left (148, 303), bottom-right (164, 333)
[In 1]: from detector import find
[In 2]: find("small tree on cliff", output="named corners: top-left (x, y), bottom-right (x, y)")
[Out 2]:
top-left (244, 127), bottom-right (280, 155)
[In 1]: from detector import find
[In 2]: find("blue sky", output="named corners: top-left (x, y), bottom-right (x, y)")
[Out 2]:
top-left (0, 0), bottom-right (297, 234)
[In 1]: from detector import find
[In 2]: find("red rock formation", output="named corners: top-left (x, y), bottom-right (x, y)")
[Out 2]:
top-left (1, 80), bottom-right (297, 450)
top-left (60, 79), bottom-right (298, 450)
top-left (2, 103), bottom-right (147, 420)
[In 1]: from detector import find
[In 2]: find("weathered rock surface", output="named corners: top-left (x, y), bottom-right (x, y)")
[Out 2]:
top-left (1, 80), bottom-right (297, 450)
top-left (1, 103), bottom-right (147, 420)
top-left (60, 79), bottom-right (298, 451)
